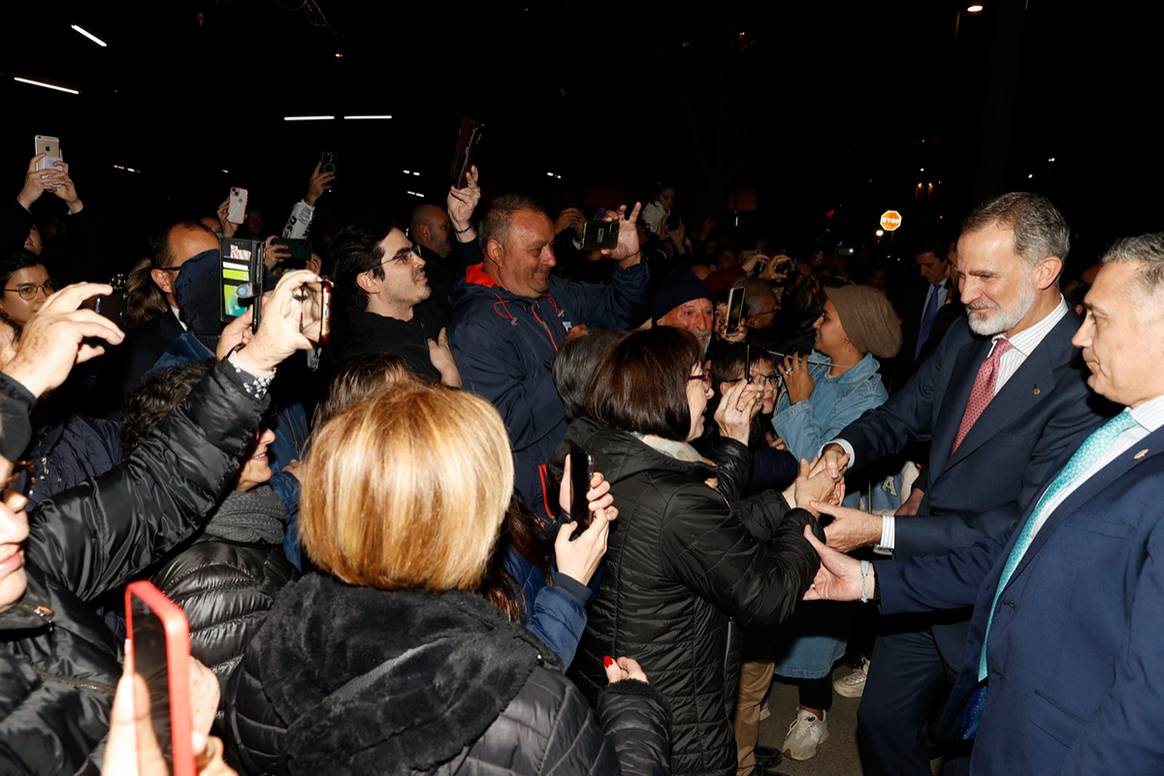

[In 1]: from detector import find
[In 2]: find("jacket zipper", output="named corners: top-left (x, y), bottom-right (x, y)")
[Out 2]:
top-left (530, 304), bottom-right (560, 353)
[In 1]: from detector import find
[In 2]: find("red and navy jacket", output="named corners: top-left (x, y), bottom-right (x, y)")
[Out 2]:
top-left (449, 261), bottom-right (649, 524)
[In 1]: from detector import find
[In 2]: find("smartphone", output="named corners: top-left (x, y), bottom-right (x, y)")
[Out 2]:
top-left (296, 278), bottom-right (332, 346)
top-left (34, 135), bottom-right (62, 189)
top-left (744, 343), bottom-right (752, 383)
top-left (271, 237), bottom-right (311, 270)
top-left (450, 117), bottom-right (484, 188)
top-left (219, 238), bottom-right (264, 331)
top-left (320, 150), bottom-right (336, 175)
top-left (125, 581), bottom-right (195, 776)
top-left (726, 285), bottom-right (745, 333)
top-left (580, 219), bottom-right (619, 252)
top-left (226, 187), bottom-right (248, 225)
top-left (568, 444), bottom-right (594, 539)
top-left (80, 274), bottom-right (127, 326)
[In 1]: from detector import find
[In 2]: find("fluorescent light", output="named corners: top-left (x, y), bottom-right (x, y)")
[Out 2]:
top-left (283, 115), bottom-right (335, 121)
top-left (966, 3), bottom-right (984, 12)
top-left (343, 114), bottom-right (392, 120)
top-left (13, 76), bottom-right (80, 95)
top-left (556, 175), bottom-right (561, 180)
top-left (221, 169), bottom-right (229, 174)
top-left (1048, 157), bottom-right (1056, 163)
top-left (406, 190), bottom-right (424, 198)
top-left (412, 171), bottom-right (420, 177)
top-left (546, 171), bottom-right (555, 177)
top-left (402, 169), bottom-right (411, 175)
top-left (875, 229), bottom-right (885, 237)
top-left (71, 24), bottom-right (108, 47)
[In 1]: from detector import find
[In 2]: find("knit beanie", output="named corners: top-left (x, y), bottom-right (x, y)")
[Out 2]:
top-left (823, 285), bottom-right (902, 359)
top-left (651, 265), bottom-right (713, 323)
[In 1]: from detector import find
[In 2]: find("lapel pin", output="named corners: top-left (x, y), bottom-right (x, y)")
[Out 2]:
top-left (1134, 448), bottom-right (1149, 460)
top-left (1032, 386), bottom-right (1041, 396)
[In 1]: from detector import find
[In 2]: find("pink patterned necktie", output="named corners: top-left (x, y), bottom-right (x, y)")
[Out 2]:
top-left (951, 338), bottom-right (1014, 453)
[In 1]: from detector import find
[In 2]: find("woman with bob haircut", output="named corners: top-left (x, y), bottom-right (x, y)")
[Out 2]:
top-left (561, 326), bottom-right (840, 776)
top-left (226, 384), bottom-right (673, 775)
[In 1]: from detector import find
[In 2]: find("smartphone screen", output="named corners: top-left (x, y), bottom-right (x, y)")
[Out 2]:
top-left (272, 237), bottom-right (311, 270)
top-left (569, 444), bottom-right (593, 537)
top-left (726, 285), bottom-right (745, 332)
top-left (581, 220), bottom-right (619, 252)
top-left (126, 582), bottom-right (194, 776)
top-left (296, 279), bottom-right (332, 345)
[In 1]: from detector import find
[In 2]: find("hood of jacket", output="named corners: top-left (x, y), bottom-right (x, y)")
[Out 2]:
top-left (259, 573), bottom-right (561, 775)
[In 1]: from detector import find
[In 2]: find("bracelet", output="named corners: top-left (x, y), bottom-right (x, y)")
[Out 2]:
top-left (453, 223), bottom-right (473, 235)
top-left (859, 560), bottom-right (870, 604)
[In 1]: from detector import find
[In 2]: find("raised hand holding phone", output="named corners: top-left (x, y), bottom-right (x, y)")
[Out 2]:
top-left (555, 451), bottom-right (618, 586)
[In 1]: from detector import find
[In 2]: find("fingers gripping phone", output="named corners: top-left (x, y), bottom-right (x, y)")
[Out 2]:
top-left (569, 444), bottom-right (594, 539)
top-left (125, 581), bottom-right (195, 776)
top-left (80, 274), bottom-right (127, 326)
top-left (295, 278), bottom-right (332, 346)
top-left (34, 135), bottom-right (63, 189)
top-left (580, 220), bottom-right (619, 252)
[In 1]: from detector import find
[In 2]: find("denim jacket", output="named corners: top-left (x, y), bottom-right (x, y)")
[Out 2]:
top-left (772, 351), bottom-right (900, 511)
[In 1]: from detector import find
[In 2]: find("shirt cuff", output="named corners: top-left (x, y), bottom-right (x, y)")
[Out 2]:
top-left (877, 515), bottom-right (896, 553)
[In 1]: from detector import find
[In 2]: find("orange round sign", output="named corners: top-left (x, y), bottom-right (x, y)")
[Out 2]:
top-left (880, 210), bottom-right (903, 231)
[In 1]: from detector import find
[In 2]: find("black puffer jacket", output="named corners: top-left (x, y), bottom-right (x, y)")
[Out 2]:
top-left (0, 363), bottom-right (266, 775)
top-left (562, 417), bottom-right (821, 776)
top-left (225, 574), bottom-right (671, 775)
top-left (152, 487), bottom-right (298, 702)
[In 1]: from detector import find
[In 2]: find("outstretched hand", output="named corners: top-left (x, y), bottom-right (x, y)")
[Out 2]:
top-left (801, 524), bottom-right (867, 602)
top-left (599, 202), bottom-right (643, 267)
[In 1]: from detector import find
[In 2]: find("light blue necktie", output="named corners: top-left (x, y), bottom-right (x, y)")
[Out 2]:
top-left (977, 410), bottom-right (1138, 680)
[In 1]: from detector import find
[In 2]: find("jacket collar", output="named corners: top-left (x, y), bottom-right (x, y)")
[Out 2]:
top-left (0, 564), bottom-right (54, 633)
top-left (465, 262), bottom-right (501, 289)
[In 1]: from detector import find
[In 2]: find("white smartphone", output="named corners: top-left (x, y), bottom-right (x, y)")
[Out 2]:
top-left (34, 135), bottom-right (63, 188)
top-left (227, 187), bottom-right (248, 225)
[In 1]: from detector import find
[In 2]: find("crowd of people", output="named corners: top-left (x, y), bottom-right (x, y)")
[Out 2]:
top-left (1, 148), bottom-right (1162, 776)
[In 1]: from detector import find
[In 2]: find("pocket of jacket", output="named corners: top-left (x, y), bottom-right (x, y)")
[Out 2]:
top-left (1028, 688), bottom-right (1084, 749)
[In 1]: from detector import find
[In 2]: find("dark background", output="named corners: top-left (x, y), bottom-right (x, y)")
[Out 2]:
top-left (1, 0), bottom-right (1159, 278)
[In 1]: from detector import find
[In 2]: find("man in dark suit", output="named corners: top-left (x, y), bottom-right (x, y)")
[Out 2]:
top-left (808, 232), bottom-right (1164, 774)
top-left (810, 192), bottom-right (1110, 775)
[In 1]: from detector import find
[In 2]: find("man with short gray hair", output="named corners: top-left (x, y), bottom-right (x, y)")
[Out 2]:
top-left (813, 191), bottom-right (1110, 775)
top-left (808, 232), bottom-right (1164, 774)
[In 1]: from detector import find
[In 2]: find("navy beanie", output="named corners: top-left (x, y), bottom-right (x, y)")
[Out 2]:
top-left (651, 265), bottom-right (713, 323)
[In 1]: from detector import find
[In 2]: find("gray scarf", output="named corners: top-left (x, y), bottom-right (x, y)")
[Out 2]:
top-left (204, 485), bottom-right (286, 545)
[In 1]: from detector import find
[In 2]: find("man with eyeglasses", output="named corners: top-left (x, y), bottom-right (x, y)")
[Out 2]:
top-left (328, 212), bottom-right (461, 386)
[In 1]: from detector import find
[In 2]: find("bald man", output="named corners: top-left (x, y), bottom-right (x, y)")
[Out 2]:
top-left (411, 202), bottom-right (481, 317)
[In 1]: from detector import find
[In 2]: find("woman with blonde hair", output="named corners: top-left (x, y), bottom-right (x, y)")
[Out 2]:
top-left (227, 384), bottom-right (672, 775)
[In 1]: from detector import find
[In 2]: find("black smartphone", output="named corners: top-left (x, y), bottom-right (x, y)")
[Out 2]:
top-left (320, 150), bottom-right (336, 175)
top-left (580, 219), bottom-right (620, 252)
top-left (272, 237), bottom-right (311, 270)
top-left (568, 444), bottom-right (594, 538)
top-left (295, 279), bottom-right (332, 346)
top-left (80, 274), bottom-right (127, 326)
top-left (726, 285), bottom-right (745, 332)
top-left (744, 343), bottom-right (752, 383)
top-left (219, 238), bottom-right (265, 332)
top-left (450, 117), bottom-right (484, 188)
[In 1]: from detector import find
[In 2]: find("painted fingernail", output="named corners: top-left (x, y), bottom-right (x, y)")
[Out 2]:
top-left (603, 655), bottom-right (615, 668)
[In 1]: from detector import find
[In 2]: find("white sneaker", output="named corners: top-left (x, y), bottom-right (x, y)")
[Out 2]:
top-left (832, 658), bottom-right (869, 699)
top-left (758, 699), bottom-right (771, 721)
top-left (782, 709), bottom-right (829, 761)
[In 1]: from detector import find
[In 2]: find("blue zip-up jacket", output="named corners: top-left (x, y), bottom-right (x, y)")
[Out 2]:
top-left (449, 261), bottom-right (649, 522)
top-left (772, 351), bottom-right (901, 511)
top-left (503, 548), bottom-right (598, 667)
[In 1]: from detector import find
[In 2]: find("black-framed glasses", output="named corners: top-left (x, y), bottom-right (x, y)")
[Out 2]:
top-left (4, 281), bottom-right (55, 302)
top-left (2, 459), bottom-right (37, 497)
top-left (382, 244), bottom-right (423, 266)
top-left (688, 372), bottom-right (712, 386)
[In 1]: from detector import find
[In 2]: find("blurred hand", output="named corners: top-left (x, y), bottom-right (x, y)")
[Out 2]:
top-left (304, 162), bottom-right (335, 207)
top-left (564, 323), bottom-right (589, 345)
top-left (282, 459), bottom-right (302, 482)
top-left (802, 524), bottom-right (869, 602)
top-left (896, 487), bottom-right (924, 516)
top-left (814, 501), bottom-right (881, 552)
top-left (215, 198), bottom-right (237, 237)
top-left (447, 165), bottom-right (480, 232)
top-left (17, 155), bottom-right (64, 210)
top-left (714, 300), bottom-right (747, 344)
top-left (782, 353), bottom-right (814, 403)
top-left (262, 236), bottom-right (291, 271)
top-left (599, 202), bottom-right (643, 267)
top-left (766, 432), bottom-right (788, 451)
top-left (790, 457), bottom-right (840, 516)
top-left (215, 307), bottom-right (255, 361)
top-left (666, 221), bottom-right (687, 253)
top-left (2, 283), bottom-right (124, 397)
top-left (306, 253), bottom-right (322, 275)
top-left (47, 162), bottom-right (82, 213)
top-left (820, 443), bottom-right (850, 479)
top-left (759, 254), bottom-right (794, 282)
top-left (740, 253), bottom-right (767, 274)
top-left (714, 379), bottom-right (762, 444)
top-left (231, 270), bottom-right (321, 374)
top-left (554, 208), bottom-right (584, 236)
top-left (604, 656), bottom-right (649, 685)
top-left (188, 657), bottom-right (220, 738)
top-left (426, 327), bottom-right (462, 387)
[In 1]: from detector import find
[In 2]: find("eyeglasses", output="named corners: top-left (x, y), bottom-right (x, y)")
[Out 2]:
top-left (2, 459), bottom-right (37, 497)
top-left (688, 372), bottom-right (712, 386)
top-left (381, 244), bottom-right (423, 267)
top-left (4, 281), bottom-right (54, 301)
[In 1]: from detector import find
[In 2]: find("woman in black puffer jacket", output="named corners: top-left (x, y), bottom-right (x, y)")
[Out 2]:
top-left (562, 327), bottom-right (839, 776)
top-left (225, 384), bottom-right (671, 775)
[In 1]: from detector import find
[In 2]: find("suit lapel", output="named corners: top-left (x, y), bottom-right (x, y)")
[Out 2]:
top-left (1006, 425), bottom-right (1164, 587)
top-left (930, 339), bottom-right (991, 476)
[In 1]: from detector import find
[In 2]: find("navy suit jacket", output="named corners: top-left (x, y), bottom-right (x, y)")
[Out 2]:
top-left (878, 422), bottom-right (1164, 775)
top-left (837, 311), bottom-right (1110, 659)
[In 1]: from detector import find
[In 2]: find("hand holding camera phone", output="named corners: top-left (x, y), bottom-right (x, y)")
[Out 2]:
top-left (33, 135), bottom-right (63, 191)
top-left (226, 187), bottom-right (248, 225)
top-left (568, 444), bottom-right (595, 538)
top-left (293, 278), bottom-right (332, 346)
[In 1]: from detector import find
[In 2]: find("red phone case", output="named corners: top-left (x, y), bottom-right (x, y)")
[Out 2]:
top-left (125, 581), bottom-right (195, 776)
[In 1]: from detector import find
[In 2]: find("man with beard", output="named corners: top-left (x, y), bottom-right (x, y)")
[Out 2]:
top-left (809, 192), bottom-right (1110, 775)
top-left (329, 212), bottom-right (462, 386)
top-left (449, 194), bottom-right (649, 524)
top-left (652, 264), bottom-right (715, 353)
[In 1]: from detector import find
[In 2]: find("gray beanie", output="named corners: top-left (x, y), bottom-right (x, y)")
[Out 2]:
top-left (823, 285), bottom-right (903, 359)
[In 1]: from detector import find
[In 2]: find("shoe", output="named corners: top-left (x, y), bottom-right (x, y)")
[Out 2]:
top-left (832, 657), bottom-right (869, 698)
top-left (759, 699), bottom-right (771, 721)
top-left (782, 709), bottom-right (829, 761)
top-left (754, 745), bottom-right (782, 767)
